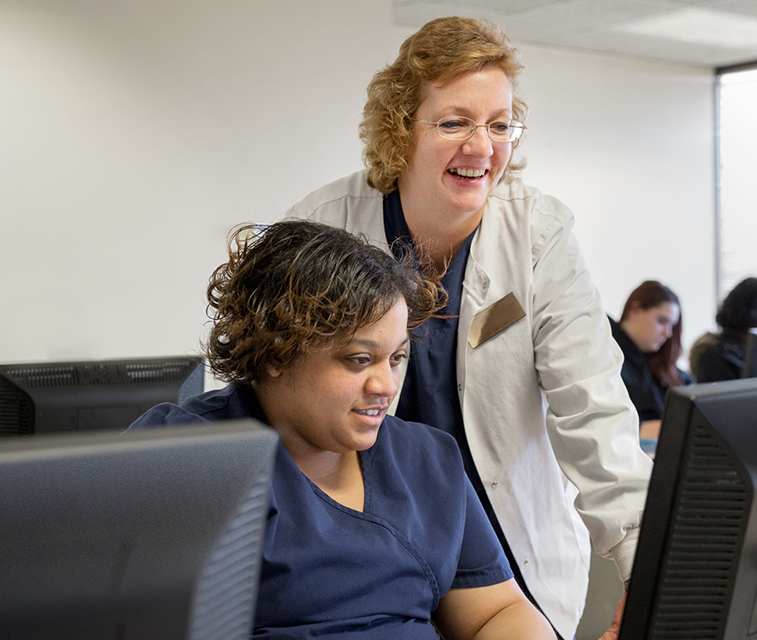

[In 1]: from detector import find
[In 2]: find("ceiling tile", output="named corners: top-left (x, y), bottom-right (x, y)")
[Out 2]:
top-left (514, 0), bottom-right (676, 29)
top-left (452, 0), bottom-right (567, 14)
top-left (392, 0), bottom-right (757, 68)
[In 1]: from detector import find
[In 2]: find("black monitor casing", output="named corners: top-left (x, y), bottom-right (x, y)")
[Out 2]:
top-left (0, 419), bottom-right (277, 640)
top-left (742, 330), bottom-right (757, 379)
top-left (0, 357), bottom-right (203, 436)
top-left (619, 379), bottom-right (757, 640)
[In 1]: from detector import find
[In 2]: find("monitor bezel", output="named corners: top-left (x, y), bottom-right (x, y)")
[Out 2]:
top-left (618, 378), bottom-right (757, 640)
top-left (0, 419), bottom-right (277, 640)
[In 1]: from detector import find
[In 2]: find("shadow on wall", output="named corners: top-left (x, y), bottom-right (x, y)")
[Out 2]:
top-left (575, 548), bottom-right (624, 640)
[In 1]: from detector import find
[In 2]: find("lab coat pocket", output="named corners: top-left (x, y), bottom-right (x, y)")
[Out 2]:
top-left (468, 292), bottom-right (526, 349)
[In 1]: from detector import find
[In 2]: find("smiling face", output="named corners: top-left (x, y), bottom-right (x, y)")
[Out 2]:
top-left (397, 64), bottom-right (514, 233)
top-left (259, 298), bottom-right (409, 460)
top-left (624, 301), bottom-right (681, 353)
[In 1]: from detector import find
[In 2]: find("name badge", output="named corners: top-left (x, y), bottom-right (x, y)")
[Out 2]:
top-left (468, 292), bottom-right (526, 349)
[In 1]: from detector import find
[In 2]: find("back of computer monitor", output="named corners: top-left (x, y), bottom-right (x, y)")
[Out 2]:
top-left (742, 330), bottom-right (757, 379)
top-left (0, 419), bottom-right (277, 640)
top-left (619, 379), bottom-right (757, 640)
top-left (0, 356), bottom-right (203, 436)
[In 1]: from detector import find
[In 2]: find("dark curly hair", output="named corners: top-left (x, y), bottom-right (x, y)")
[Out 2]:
top-left (204, 220), bottom-right (445, 385)
top-left (716, 277), bottom-right (757, 333)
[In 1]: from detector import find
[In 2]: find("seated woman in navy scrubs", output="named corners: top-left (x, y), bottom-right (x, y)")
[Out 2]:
top-left (131, 220), bottom-right (556, 640)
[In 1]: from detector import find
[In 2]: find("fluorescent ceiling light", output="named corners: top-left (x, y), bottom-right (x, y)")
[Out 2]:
top-left (615, 7), bottom-right (757, 49)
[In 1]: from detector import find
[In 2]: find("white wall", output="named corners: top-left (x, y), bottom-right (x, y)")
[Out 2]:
top-left (517, 44), bottom-right (716, 357)
top-left (1, 2), bottom-right (715, 366)
top-left (0, 0), bottom-right (390, 363)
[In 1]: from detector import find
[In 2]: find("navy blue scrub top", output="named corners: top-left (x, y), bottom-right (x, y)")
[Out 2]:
top-left (383, 189), bottom-right (475, 468)
top-left (383, 190), bottom-right (544, 619)
top-left (130, 384), bottom-right (512, 639)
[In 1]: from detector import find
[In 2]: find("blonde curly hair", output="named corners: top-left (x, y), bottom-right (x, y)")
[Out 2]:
top-left (360, 16), bottom-right (527, 194)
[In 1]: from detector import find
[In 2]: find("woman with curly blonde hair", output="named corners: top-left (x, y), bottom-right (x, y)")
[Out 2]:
top-left (286, 16), bottom-right (651, 640)
top-left (131, 220), bottom-right (556, 639)
top-left (360, 16), bottom-right (527, 195)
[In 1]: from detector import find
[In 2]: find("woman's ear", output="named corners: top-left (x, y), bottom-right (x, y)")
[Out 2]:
top-left (265, 363), bottom-right (283, 378)
top-left (626, 301), bottom-right (643, 318)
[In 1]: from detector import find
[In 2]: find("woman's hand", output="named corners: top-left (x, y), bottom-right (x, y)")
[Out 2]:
top-left (639, 419), bottom-right (661, 440)
top-left (598, 592), bottom-right (626, 640)
top-left (433, 579), bottom-right (557, 640)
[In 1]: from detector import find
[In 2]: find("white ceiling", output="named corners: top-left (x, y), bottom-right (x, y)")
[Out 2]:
top-left (393, 0), bottom-right (757, 69)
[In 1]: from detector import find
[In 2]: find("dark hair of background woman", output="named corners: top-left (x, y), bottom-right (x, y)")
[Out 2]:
top-left (620, 280), bottom-right (683, 387)
top-left (716, 277), bottom-right (757, 333)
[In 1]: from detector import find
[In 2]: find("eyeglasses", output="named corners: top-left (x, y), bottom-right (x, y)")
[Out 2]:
top-left (414, 116), bottom-right (526, 143)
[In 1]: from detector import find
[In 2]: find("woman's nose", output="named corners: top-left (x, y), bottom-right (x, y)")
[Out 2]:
top-left (365, 363), bottom-right (399, 398)
top-left (462, 126), bottom-right (493, 157)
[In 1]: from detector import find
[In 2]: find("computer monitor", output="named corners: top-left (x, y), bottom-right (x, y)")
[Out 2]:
top-left (742, 329), bottom-right (757, 378)
top-left (0, 419), bottom-right (277, 640)
top-left (0, 356), bottom-right (204, 437)
top-left (618, 378), bottom-right (757, 640)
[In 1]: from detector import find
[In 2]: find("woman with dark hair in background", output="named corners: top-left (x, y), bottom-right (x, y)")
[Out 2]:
top-left (609, 281), bottom-right (692, 441)
top-left (694, 277), bottom-right (757, 383)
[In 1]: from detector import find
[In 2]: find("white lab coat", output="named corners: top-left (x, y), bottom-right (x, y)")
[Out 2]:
top-left (285, 170), bottom-right (652, 639)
